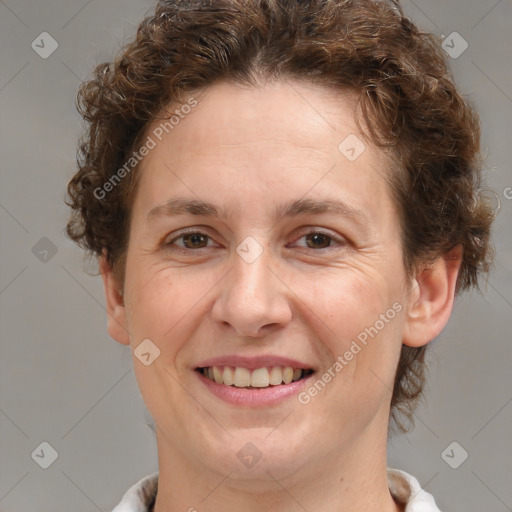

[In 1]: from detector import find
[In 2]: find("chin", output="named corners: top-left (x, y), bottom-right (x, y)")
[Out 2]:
top-left (196, 427), bottom-right (311, 483)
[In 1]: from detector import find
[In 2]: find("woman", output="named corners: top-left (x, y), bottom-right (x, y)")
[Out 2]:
top-left (66, 0), bottom-right (493, 510)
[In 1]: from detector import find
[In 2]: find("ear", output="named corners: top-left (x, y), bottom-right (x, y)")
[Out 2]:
top-left (99, 252), bottom-right (130, 346)
top-left (402, 244), bottom-right (463, 347)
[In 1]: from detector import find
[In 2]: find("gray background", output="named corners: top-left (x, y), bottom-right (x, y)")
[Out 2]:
top-left (0, 0), bottom-right (511, 510)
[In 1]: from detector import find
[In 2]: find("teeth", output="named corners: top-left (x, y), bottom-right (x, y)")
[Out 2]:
top-left (202, 366), bottom-right (308, 388)
top-left (269, 366), bottom-right (283, 385)
top-left (233, 367), bottom-right (251, 387)
top-left (282, 367), bottom-right (294, 384)
top-left (222, 366), bottom-right (234, 386)
top-left (213, 366), bottom-right (223, 384)
top-left (251, 368), bottom-right (269, 387)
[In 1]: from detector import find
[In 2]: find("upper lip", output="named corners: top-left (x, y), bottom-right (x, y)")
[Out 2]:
top-left (196, 355), bottom-right (314, 371)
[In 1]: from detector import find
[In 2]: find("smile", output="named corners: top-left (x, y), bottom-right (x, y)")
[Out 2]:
top-left (197, 365), bottom-right (315, 388)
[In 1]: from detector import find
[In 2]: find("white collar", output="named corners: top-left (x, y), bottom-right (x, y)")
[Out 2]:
top-left (387, 468), bottom-right (441, 511)
top-left (112, 468), bottom-right (440, 512)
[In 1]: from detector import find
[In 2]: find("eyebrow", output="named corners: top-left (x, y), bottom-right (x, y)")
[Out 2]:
top-left (146, 197), bottom-right (369, 227)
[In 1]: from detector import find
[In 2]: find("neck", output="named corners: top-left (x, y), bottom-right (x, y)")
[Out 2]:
top-left (153, 422), bottom-right (402, 512)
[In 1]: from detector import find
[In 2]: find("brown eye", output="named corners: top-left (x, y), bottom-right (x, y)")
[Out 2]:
top-left (304, 232), bottom-right (333, 249)
top-left (290, 229), bottom-right (347, 251)
top-left (179, 233), bottom-right (210, 249)
top-left (165, 231), bottom-right (215, 251)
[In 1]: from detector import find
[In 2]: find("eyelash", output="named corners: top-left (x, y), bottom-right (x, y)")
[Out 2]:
top-left (163, 228), bottom-right (347, 253)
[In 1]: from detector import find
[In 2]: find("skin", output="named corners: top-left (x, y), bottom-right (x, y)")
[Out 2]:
top-left (100, 80), bottom-right (462, 512)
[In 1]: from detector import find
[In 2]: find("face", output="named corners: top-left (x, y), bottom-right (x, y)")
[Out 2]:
top-left (103, 80), bottom-right (449, 484)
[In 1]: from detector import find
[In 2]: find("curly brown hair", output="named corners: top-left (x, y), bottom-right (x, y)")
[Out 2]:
top-left (65, 0), bottom-right (494, 431)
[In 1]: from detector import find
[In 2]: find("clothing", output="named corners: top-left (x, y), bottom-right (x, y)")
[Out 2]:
top-left (112, 468), bottom-right (440, 512)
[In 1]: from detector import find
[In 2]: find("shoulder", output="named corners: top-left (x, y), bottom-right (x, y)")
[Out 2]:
top-left (387, 468), bottom-right (441, 511)
top-left (111, 471), bottom-right (159, 512)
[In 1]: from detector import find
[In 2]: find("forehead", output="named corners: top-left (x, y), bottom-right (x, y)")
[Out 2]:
top-left (152, 80), bottom-right (361, 154)
top-left (132, 80), bottom-right (397, 227)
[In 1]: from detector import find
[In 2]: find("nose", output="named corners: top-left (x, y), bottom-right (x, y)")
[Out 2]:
top-left (211, 245), bottom-right (293, 339)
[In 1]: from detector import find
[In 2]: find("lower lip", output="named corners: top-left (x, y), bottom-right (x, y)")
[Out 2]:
top-left (196, 370), bottom-right (315, 407)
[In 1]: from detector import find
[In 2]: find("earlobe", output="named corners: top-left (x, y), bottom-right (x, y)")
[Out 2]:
top-left (402, 244), bottom-right (463, 348)
top-left (99, 253), bottom-right (131, 346)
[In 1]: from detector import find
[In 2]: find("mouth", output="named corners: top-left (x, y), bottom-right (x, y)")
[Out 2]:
top-left (194, 355), bottom-right (317, 406)
top-left (196, 365), bottom-right (315, 388)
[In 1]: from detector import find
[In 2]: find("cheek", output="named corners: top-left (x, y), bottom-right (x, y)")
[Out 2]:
top-left (296, 267), bottom-right (405, 393)
top-left (124, 268), bottom-right (211, 422)
top-left (298, 268), bottom-right (395, 343)
top-left (123, 264), bottom-right (217, 359)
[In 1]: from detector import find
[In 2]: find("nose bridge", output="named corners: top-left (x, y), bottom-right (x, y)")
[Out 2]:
top-left (212, 238), bottom-right (291, 336)
top-left (229, 232), bottom-right (273, 293)
top-left (233, 243), bottom-right (271, 297)
top-left (230, 239), bottom-right (275, 310)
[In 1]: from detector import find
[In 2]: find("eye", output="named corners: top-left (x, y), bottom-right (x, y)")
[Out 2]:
top-left (291, 230), bottom-right (346, 250)
top-left (163, 228), bottom-right (346, 253)
top-left (165, 231), bottom-right (217, 251)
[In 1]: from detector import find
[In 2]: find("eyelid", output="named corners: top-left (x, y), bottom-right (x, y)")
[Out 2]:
top-left (163, 226), bottom-right (347, 252)
top-left (164, 226), bottom-right (220, 247)
top-left (289, 227), bottom-right (347, 249)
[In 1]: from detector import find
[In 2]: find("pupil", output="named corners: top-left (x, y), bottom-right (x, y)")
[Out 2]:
top-left (185, 233), bottom-right (207, 248)
top-left (307, 233), bottom-right (330, 249)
